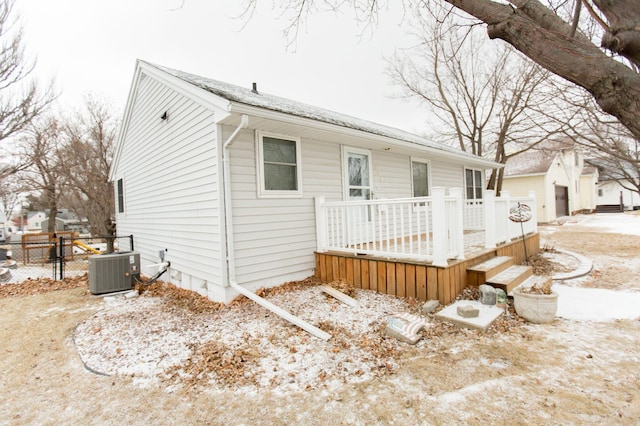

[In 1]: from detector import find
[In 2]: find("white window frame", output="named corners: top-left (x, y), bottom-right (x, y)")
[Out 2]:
top-left (256, 131), bottom-right (303, 198)
top-left (410, 157), bottom-right (432, 198)
top-left (464, 168), bottom-right (484, 200)
top-left (116, 177), bottom-right (125, 213)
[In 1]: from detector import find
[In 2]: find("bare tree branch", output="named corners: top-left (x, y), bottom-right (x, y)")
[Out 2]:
top-left (0, 0), bottom-right (56, 144)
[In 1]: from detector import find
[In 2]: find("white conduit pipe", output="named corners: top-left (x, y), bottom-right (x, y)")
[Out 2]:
top-left (222, 114), bottom-right (331, 341)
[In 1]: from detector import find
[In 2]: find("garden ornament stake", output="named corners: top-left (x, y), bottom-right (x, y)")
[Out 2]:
top-left (509, 202), bottom-right (533, 264)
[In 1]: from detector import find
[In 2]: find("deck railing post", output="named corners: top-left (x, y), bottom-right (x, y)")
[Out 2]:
top-left (484, 189), bottom-right (497, 249)
top-left (315, 196), bottom-right (327, 252)
top-left (449, 188), bottom-right (465, 260)
top-left (529, 190), bottom-right (538, 233)
top-left (501, 190), bottom-right (511, 242)
top-left (431, 187), bottom-right (448, 267)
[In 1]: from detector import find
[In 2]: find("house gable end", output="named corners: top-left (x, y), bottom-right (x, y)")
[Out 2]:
top-left (110, 60), bottom-right (232, 181)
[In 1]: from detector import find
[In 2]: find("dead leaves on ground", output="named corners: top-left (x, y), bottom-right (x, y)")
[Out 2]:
top-left (165, 340), bottom-right (262, 390)
top-left (9, 272), bottom-right (529, 393)
top-left (0, 274), bottom-right (88, 298)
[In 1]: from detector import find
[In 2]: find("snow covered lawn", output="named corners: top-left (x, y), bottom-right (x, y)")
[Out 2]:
top-left (1, 212), bottom-right (639, 424)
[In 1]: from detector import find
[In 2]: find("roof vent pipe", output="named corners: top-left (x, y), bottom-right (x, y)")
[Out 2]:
top-left (252, 82), bottom-right (258, 94)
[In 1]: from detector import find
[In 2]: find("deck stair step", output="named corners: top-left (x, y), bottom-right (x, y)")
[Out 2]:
top-left (595, 204), bottom-right (623, 213)
top-left (510, 274), bottom-right (552, 296)
top-left (466, 256), bottom-right (514, 287)
top-left (486, 265), bottom-right (533, 294)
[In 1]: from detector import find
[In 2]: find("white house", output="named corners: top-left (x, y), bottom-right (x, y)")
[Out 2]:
top-left (110, 60), bottom-right (527, 304)
top-left (596, 180), bottom-right (640, 211)
top-left (586, 159), bottom-right (640, 211)
top-left (26, 211), bottom-right (47, 233)
top-left (501, 142), bottom-right (598, 223)
top-left (0, 210), bottom-right (6, 242)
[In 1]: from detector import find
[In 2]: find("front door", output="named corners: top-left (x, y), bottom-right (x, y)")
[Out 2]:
top-left (345, 148), bottom-right (373, 201)
top-left (343, 147), bottom-right (373, 244)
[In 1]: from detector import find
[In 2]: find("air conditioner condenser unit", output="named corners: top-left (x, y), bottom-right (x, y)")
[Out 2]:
top-left (89, 251), bottom-right (140, 295)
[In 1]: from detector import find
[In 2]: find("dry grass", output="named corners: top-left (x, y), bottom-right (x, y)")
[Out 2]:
top-left (1, 218), bottom-right (640, 424)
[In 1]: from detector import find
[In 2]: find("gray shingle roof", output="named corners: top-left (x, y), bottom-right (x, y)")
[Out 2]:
top-left (503, 150), bottom-right (556, 176)
top-left (147, 61), bottom-right (493, 163)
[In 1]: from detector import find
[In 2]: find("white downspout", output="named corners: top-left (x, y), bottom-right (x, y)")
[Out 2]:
top-left (222, 115), bottom-right (331, 341)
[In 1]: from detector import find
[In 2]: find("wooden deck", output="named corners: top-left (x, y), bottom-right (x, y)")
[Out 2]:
top-left (315, 233), bottom-right (540, 305)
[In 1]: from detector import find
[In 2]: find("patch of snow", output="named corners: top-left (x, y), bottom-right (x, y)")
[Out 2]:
top-left (555, 284), bottom-right (640, 321)
top-left (562, 213), bottom-right (640, 236)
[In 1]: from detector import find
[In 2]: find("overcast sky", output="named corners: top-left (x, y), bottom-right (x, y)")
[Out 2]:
top-left (15, 0), bottom-right (429, 134)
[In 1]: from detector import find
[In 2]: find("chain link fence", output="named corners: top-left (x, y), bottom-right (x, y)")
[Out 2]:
top-left (0, 235), bottom-right (134, 284)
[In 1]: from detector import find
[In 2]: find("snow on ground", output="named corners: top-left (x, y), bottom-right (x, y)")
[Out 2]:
top-left (560, 212), bottom-right (640, 235)
top-left (74, 285), bottom-right (411, 394)
top-left (72, 213), bottom-right (640, 395)
top-left (555, 284), bottom-right (640, 321)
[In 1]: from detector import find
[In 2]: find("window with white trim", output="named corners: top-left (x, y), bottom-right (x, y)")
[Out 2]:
top-left (411, 159), bottom-right (431, 197)
top-left (257, 132), bottom-right (302, 197)
top-left (465, 168), bottom-right (483, 199)
top-left (117, 178), bottom-right (125, 213)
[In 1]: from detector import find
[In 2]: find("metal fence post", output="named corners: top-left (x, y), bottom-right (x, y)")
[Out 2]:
top-left (58, 236), bottom-right (64, 280)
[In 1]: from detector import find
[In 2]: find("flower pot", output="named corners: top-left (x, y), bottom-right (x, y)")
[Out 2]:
top-left (513, 288), bottom-right (559, 324)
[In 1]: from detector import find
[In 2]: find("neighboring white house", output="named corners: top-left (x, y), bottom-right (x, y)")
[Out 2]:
top-left (595, 180), bottom-right (640, 210)
top-left (0, 210), bottom-right (6, 242)
top-left (501, 141), bottom-right (598, 223)
top-left (26, 211), bottom-right (47, 233)
top-left (41, 209), bottom-right (90, 234)
top-left (110, 60), bottom-right (504, 303)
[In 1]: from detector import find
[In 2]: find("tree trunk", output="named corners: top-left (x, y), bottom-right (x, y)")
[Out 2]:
top-left (446, 0), bottom-right (640, 141)
top-left (47, 187), bottom-right (58, 234)
top-left (594, 0), bottom-right (640, 69)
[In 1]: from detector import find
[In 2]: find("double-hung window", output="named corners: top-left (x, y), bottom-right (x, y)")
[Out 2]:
top-left (257, 132), bottom-right (302, 197)
top-left (465, 168), bottom-right (483, 199)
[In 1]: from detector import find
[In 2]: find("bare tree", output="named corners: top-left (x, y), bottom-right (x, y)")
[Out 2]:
top-left (0, 176), bottom-right (22, 224)
top-left (240, 0), bottom-right (640, 142)
top-left (0, 0), bottom-right (55, 145)
top-left (559, 87), bottom-right (640, 197)
top-left (59, 95), bottom-right (118, 239)
top-left (18, 117), bottom-right (64, 233)
top-left (389, 7), bottom-right (571, 192)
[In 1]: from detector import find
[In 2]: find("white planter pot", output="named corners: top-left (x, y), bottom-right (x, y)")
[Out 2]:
top-left (513, 288), bottom-right (559, 324)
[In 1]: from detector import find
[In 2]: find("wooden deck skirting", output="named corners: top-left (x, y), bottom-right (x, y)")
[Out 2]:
top-left (315, 233), bottom-right (540, 305)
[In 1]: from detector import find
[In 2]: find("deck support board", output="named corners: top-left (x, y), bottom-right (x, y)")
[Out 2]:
top-left (315, 233), bottom-right (539, 305)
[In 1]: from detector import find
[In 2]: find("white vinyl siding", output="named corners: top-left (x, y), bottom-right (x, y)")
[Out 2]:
top-left (112, 73), bottom-right (224, 297)
top-left (228, 139), bottom-right (471, 290)
top-left (370, 151), bottom-right (412, 199)
top-left (431, 160), bottom-right (465, 189)
top-left (228, 130), bottom-right (342, 289)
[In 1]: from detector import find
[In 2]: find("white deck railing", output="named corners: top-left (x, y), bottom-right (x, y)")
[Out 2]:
top-left (484, 190), bottom-right (537, 248)
top-left (315, 188), bottom-right (537, 266)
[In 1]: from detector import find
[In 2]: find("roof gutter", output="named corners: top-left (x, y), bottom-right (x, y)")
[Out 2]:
top-left (226, 103), bottom-right (503, 169)
top-left (221, 114), bottom-right (331, 341)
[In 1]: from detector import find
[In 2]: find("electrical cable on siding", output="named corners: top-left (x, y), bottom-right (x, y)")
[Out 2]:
top-left (133, 262), bottom-right (170, 286)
